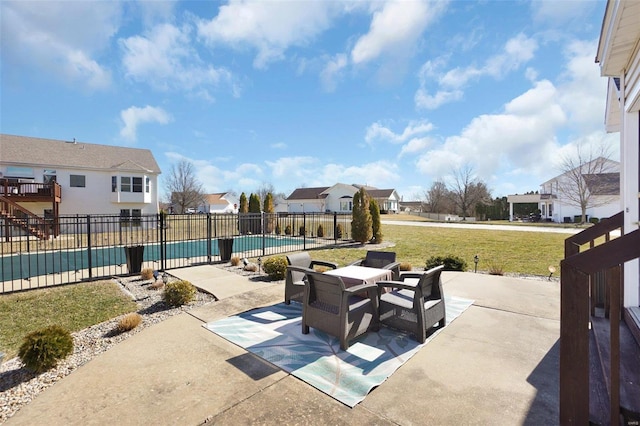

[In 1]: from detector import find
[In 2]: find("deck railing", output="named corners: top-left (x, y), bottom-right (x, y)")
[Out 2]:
top-left (560, 211), bottom-right (640, 424)
top-left (0, 196), bottom-right (51, 240)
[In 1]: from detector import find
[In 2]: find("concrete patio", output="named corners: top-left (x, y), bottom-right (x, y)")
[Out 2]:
top-left (5, 266), bottom-right (560, 425)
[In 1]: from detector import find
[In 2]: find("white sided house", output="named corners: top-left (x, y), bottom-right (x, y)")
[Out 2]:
top-left (284, 183), bottom-right (400, 214)
top-left (0, 134), bottom-right (161, 237)
top-left (507, 158), bottom-right (620, 223)
top-left (596, 0), bottom-right (640, 309)
top-left (198, 193), bottom-right (238, 214)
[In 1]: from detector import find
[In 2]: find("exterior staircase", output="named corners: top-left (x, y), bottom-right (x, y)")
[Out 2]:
top-left (560, 212), bottom-right (640, 425)
top-left (0, 196), bottom-right (50, 240)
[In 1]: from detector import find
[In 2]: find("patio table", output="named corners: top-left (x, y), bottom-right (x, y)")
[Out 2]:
top-left (324, 265), bottom-right (393, 289)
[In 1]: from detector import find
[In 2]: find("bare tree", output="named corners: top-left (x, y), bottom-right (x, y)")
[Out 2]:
top-left (255, 182), bottom-right (276, 206)
top-left (165, 159), bottom-right (205, 214)
top-left (424, 180), bottom-right (449, 216)
top-left (557, 143), bottom-right (617, 223)
top-left (448, 165), bottom-right (491, 220)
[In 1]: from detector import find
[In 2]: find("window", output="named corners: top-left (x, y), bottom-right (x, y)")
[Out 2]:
top-left (120, 209), bottom-right (142, 227)
top-left (70, 175), bottom-right (85, 188)
top-left (132, 177), bottom-right (143, 193)
top-left (119, 176), bottom-right (142, 192)
top-left (112, 176), bottom-right (117, 192)
top-left (121, 177), bottom-right (131, 192)
top-left (340, 201), bottom-right (353, 211)
top-left (145, 177), bottom-right (150, 193)
top-left (43, 169), bottom-right (57, 184)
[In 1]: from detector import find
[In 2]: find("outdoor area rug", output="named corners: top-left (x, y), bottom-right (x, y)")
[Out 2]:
top-left (204, 296), bottom-right (473, 407)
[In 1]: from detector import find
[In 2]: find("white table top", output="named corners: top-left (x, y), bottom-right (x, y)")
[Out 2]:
top-left (325, 265), bottom-right (393, 287)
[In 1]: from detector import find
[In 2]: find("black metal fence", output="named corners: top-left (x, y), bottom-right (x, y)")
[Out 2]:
top-left (0, 212), bottom-right (353, 293)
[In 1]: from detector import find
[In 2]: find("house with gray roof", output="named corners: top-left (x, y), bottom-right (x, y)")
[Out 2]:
top-left (285, 183), bottom-right (400, 213)
top-left (0, 134), bottom-right (161, 235)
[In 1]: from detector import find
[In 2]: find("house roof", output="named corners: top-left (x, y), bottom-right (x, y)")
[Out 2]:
top-left (203, 193), bottom-right (234, 206)
top-left (286, 187), bottom-right (330, 200)
top-left (367, 189), bottom-right (396, 198)
top-left (0, 134), bottom-right (161, 174)
top-left (583, 173), bottom-right (620, 195)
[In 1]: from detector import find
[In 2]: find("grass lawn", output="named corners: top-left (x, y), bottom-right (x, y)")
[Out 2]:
top-left (310, 223), bottom-right (567, 277)
top-left (0, 281), bottom-right (138, 360)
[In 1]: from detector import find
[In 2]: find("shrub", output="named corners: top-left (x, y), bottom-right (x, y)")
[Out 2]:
top-left (399, 261), bottom-right (412, 271)
top-left (589, 217), bottom-right (600, 224)
top-left (18, 325), bottom-right (74, 373)
top-left (285, 224), bottom-right (292, 235)
top-left (141, 268), bottom-right (154, 280)
top-left (262, 256), bottom-right (288, 280)
top-left (230, 256), bottom-right (241, 267)
top-left (335, 223), bottom-right (344, 239)
top-left (117, 313), bottom-right (143, 332)
top-left (299, 225), bottom-right (305, 236)
top-left (425, 255), bottom-right (468, 272)
top-left (162, 280), bottom-right (196, 307)
top-left (488, 264), bottom-right (504, 276)
top-left (275, 223), bottom-right (282, 235)
top-left (317, 224), bottom-right (324, 238)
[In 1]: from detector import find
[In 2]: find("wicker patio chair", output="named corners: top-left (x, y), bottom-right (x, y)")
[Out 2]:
top-left (349, 250), bottom-right (401, 280)
top-left (301, 270), bottom-right (379, 350)
top-left (376, 265), bottom-right (446, 343)
top-left (284, 252), bottom-right (338, 304)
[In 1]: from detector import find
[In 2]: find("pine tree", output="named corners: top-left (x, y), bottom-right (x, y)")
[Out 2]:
top-left (263, 193), bottom-right (275, 233)
top-left (248, 193), bottom-right (261, 233)
top-left (370, 198), bottom-right (383, 243)
top-left (351, 188), bottom-right (372, 244)
top-left (238, 192), bottom-right (249, 234)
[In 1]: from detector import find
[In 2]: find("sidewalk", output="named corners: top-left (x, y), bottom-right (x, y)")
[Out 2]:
top-left (5, 266), bottom-right (560, 425)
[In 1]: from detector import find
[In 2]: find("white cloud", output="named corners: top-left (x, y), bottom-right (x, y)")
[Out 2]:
top-left (1, 1), bottom-right (119, 90)
top-left (120, 106), bottom-right (172, 142)
top-left (351, 0), bottom-right (447, 65)
top-left (197, 0), bottom-right (339, 69)
top-left (121, 23), bottom-right (234, 97)
top-left (266, 157), bottom-right (319, 179)
top-left (319, 161), bottom-right (400, 188)
top-left (365, 120), bottom-right (434, 145)
top-left (320, 53), bottom-right (348, 92)
top-left (415, 33), bottom-right (538, 110)
top-left (531, 0), bottom-right (597, 27)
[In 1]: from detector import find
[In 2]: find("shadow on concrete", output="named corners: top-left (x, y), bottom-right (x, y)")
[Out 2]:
top-left (524, 339), bottom-right (560, 425)
top-left (226, 352), bottom-right (281, 381)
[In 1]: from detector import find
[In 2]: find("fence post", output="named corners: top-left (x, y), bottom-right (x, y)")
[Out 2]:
top-left (86, 215), bottom-right (92, 279)
top-left (160, 213), bottom-right (166, 271)
top-left (262, 212), bottom-right (266, 257)
top-left (207, 213), bottom-right (212, 264)
top-left (333, 213), bottom-right (337, 244)
top-left (303, 213), bottom-right (306, 250)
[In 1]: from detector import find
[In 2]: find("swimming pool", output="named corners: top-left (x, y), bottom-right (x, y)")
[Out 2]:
top-left (1, 235), bottom-right (305, 282)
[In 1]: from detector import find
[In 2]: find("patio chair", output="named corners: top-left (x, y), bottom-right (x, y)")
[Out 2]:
top-left (302, 270), bottom-right (379, 350)
top-left (376, 265), bottom-right (446, 343)
top-left (349, 250), bottom-right (400, 280)
top-left (284, 252), bottom-right (338, 304)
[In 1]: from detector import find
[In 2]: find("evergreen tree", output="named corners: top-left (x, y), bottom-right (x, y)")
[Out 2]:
top-left (248, 193), bottom-right (261, 233)
top-left (239, 193), bottom-right (248, 213)
top-left (263, 193), bottom-right (275, 233)
top-left (351, 188), bottom-right (372, 244)
top-left (370, 198), bottom-right (383, 243)
top-left (238, 192), bottom-right (249, 234)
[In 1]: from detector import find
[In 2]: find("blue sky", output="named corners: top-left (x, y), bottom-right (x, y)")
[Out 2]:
top-left (1, 0), bottom-right (617, 201)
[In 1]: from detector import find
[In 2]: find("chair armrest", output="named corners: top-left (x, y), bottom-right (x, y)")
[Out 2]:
top-left (310, 260), bottom-right (339, 270)
top-left (376, 280), bottom-right (417, 292)
top-left (287, 265), bottom-right (314, 274)
top-left (348, 259), bottom-right (364, 267)
top-left (382, 261), bottom-right (401, 270)
top-left (398, 272), bottom-right (423, 280)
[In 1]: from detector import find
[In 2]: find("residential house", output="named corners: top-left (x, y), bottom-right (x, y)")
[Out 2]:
top-left (284, 183), bottom-right (400, 213)
top-left (507, 158), bottom-right (620, 223)
top-left (0, 134), bottom-right (161, 236)
top-left (559, 1), bottom-right (640, 421)
top-left (197, 193), bottom-right (238, 214)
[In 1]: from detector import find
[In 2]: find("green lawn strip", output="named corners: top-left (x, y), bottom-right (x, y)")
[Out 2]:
top-left (310, 224), bottom-right (566, 277)
top-left (0, 281), bottom-right (138, 360)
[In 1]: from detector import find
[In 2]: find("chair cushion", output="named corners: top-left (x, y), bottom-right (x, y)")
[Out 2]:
top-left (380, 289), bottom-right (414, 309)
